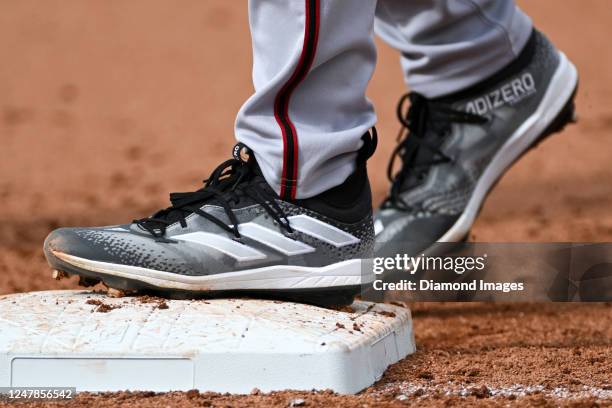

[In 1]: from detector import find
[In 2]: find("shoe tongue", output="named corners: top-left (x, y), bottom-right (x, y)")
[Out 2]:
top-left (206, 156), bottom-right (274, 206)
top-left (399, 118), bottom-right (449, 190)
top-left (135, 144), bottom-right (271, 230)
top-left (234, 143), bottom-right (268, 179)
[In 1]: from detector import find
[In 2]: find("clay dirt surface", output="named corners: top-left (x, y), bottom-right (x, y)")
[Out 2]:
top-left (0, 0), bottom-right (611, 407)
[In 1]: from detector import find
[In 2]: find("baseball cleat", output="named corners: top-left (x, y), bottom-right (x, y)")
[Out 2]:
top-left (44, 130), bottom-right (378, 307)
top-left (375, 29), bottom-right (578, 256)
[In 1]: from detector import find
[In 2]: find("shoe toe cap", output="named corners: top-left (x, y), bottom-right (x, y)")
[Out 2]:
top-left (44, 227), bottom-right (100, 263)
top-left (44, 227), bottom-right (199, 276)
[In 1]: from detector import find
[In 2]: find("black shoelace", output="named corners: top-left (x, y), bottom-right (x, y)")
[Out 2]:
top-left (134, 144), bottom-right (293, 239)
top-left (383, 92), bottom-right (487, 211)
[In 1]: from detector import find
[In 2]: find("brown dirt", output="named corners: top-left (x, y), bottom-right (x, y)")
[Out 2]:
top-left (135, 295), bottom-right (170, 310)
top-left (85, 298), bottom-right (121, 313)
top-left (0, 0), bottom-right (610, 407)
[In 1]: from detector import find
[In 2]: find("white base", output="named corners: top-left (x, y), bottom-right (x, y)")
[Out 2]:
top-left (0, 290), bottom-right (415, 394)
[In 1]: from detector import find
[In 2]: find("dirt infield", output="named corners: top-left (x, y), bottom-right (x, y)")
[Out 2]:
top-left (0, 0), bottom-right (611, 406)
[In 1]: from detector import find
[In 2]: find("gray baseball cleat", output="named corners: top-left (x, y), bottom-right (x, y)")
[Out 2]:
top-left (375, 30), bottom-right (578, 256)
top-left (44, 131), bottom-right (378, 307)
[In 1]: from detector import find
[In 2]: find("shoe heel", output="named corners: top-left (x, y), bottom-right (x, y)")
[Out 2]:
top-left (532, 85), bottom-right (578, 148)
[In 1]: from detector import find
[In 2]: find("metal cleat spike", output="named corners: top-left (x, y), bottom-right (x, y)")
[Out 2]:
top-left (107, 288), bottom-right (126, 298)
top-left (52, 270), bottom-right (69, 281)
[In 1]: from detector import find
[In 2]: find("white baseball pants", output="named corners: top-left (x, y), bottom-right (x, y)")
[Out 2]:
top-left (235, 0), bottom-right (532, 200)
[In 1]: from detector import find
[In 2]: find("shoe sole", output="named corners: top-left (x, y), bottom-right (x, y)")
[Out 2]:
top-left (438, 52), bottom-right (579, 242)
top-left (47, 249), bottom-right (372, 307)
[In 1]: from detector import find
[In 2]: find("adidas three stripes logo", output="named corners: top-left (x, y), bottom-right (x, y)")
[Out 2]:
top-left (172, 214), bottom-right (359, 262)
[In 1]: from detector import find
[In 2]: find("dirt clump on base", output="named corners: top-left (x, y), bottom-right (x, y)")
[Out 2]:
top-left (135, 295), bottom-right (170, 310)
top-left (85, 298), bottom-right (121, 313)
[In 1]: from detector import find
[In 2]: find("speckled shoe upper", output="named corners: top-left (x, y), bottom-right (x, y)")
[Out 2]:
top-left (45, 201), bottom-right (374, 277)
top-left (45, 134), bottom-right (378, 279)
